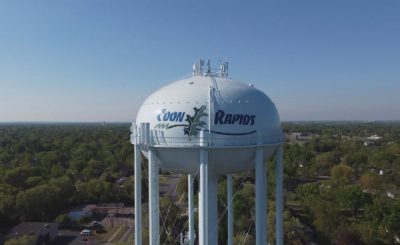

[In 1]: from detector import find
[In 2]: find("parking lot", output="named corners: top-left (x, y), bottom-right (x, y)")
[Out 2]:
top-left (54, 207), bottom-right (134, 245)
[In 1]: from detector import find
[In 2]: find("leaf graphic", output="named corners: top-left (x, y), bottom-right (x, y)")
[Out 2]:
top-left (184, 106), bottom-right (208, 138)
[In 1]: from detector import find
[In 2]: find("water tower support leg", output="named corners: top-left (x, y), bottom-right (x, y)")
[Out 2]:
top-left (275, 144), bottom-right (284, 245)
top-left (227, 174), bottom-right (233, 245)
top-left (134, 143), bottom-right (142, 245)
top-left (148, 147), bottom-right (159, 245)
top-left (188, 174), bottom-right (195, 245)
top-left (208, 170), bottom-right (218, 245)
top-left (255, 146), bottom-right (266, 245)
top-left (199, 148), bottom-right (208, 245)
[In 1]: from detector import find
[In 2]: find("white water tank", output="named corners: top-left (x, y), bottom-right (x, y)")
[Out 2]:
top-left (136, 75), bottom-right (282, 174)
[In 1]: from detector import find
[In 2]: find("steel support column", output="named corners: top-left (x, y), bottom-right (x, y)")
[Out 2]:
top-left (188, 174), bottom-right (195, 245)
top-left (227, 174), bottom-right (233, 245)
top-left (149, 147), bottom-right (159, 245)
top-left (255, 135), bottom-right (266, 245)
top-left (134, 140), bottom-right (142, 245)
top-left (275, 144), bottom-right (284, 245)
top-left (199, 130), bottom-right (208, 245)
top-left (207, 169), bottom-right (218, 245)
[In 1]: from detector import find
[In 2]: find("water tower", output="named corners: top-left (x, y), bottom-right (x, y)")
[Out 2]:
top-left (131, 59), bottom-right (284, 245)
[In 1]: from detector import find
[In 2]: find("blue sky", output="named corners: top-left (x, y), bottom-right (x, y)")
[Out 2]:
top-left (0, 0), bottom-right (399, 122)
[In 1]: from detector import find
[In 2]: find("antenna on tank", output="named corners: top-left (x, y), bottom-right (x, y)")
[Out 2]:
top-left (193, 59), bottom-right (205, 77)
top-left (220, 61), bottom-right (228, 77)
top-left (206, 58), bottom-right (211, 75)
top-left (193, 58), bottom-right (228, 77)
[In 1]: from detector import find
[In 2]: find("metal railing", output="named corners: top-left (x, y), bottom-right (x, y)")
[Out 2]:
top-left (131, 134), bottom-right (283, 148)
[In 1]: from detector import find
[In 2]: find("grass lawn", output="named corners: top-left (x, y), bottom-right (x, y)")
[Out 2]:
top-left (96, 226), bottom-right (119, 242)
top-left (160, 175), bottom-right (170, 185)
top-left (286, 200), bottom-right (302, 206)
top-left (128, 233), bottom-right (134, 243)
top-left (109, 226), bottom-right (129, 242)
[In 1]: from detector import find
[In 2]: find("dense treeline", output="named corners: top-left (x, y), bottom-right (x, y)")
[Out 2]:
top-left (1, 122), bottom-right (400, 244)
top-left (283, 122), bottom-right (400, 244)
top-left (283, 121), bottom-right (400, 142)
top-left (0, 123), bottom-right (136, 232)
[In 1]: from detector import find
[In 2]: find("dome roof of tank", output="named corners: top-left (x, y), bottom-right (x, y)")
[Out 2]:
top-left (142, 76), bottom-right (263, 105)
top-left (136, 75), bottom-right (282, 147)
top-left (133, 59), bottom-right (283, 173)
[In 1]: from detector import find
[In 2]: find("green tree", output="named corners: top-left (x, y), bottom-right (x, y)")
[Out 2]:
top-left (335, 230), bottom-right (364, 245)
top-left (311, 198), bottom-right (342, 242)
top-left (25, 176), bottom-right (44, 188)
top-left (56, 214), bottom-right (71, 226)
top-left (78, 215), bottom-right (91, 226)
top-left (233, 234), bottom-right (255, 245)
top-left (315, 151), bottom-right (341, 175)
top-left (4, 235), bottom-right (35, 245)
top-left (359, 172), bottom-right (381, 190)
top-left (49, 176), bottom-right (76, 206)
top-left (337, 185), bottom-right (371, 217)
top-left (268, 202), bottom-right (310, 245)
top-left (361, 199), bottom-right (400, 244)
top-left (330, 164), bottom-right (353, 186)
top-left (295, 182), bottom-right (319, 201)
top-left (0, 184), bottom-right (18, 229)
top-left (2, 167), bottom-right (41, 189)
top-left (16, 184), bottom-right (61, 220)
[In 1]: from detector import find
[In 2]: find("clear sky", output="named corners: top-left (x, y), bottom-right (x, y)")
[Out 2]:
top-left (0, 0), bottom-right (399, 122)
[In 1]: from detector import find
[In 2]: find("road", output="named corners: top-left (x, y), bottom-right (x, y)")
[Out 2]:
top-left (55, 208), bottom-right (134, 245)
top-left (160, 173), bottom-right (181, 201)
